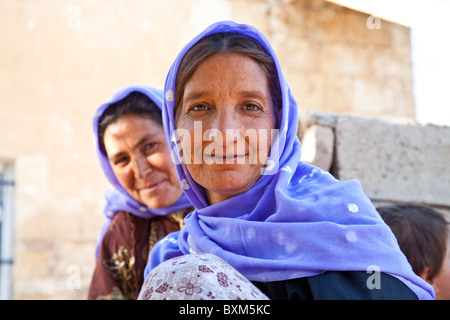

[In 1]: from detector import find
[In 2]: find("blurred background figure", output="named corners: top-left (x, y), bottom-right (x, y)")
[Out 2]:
top-left (88, 85), bottom-right (193, 299)
top-left (377, 203), bottom-right (450, 300)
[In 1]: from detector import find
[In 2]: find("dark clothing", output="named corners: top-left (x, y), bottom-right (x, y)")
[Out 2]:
top-left (253, 271), bottom-right (418, 300)
top-left (87, 210), bottom-right (190, 300)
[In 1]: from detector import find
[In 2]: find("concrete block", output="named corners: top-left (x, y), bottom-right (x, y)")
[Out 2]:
top-left (333, 116), bottom-right (450, 207)
top-left (301, 124), bottom-right (334, 171)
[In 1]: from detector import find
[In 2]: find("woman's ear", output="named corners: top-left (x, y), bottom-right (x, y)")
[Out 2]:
top-left (419, 266), bottom-right (435, 286)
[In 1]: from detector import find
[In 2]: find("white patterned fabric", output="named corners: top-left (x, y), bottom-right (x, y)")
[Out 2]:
top-left (138, 253), bottom-right (268, 300)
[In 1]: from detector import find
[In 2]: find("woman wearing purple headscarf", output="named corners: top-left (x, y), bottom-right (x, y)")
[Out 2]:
top-left (87, 85), bottom-right (193, 299)
top-left (139, 22), bottom-right (434, 300)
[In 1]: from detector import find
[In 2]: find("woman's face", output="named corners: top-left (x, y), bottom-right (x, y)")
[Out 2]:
top-left (103, 115), bottom-right (183, 208)
top-left (176, 53), bottom-right (277, 205)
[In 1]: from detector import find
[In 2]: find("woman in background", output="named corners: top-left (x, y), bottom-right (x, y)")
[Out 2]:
top-left (88, 85), bottom-right (193, 299)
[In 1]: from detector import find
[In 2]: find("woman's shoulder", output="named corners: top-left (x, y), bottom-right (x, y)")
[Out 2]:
top-left (102, 211), bottom-right (150, 244)
top-left (252, 271), bottom-right (418, 300)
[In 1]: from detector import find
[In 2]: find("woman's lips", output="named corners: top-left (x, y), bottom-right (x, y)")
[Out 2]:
top-left (138, 180), bottom-right (165, 193)
top-left (204, 154), bottom-right (247, 162)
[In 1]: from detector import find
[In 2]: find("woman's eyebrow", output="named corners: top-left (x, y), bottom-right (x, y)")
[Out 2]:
top-left (184, 90), bottom-right (266, 102)
top-left (107, 134), bottom-right (159, 161)
top-left (183, 90), bottom-right (210, 103)
top-left (239, 90), bottom-right (266, 100)
top-left (108, 150), bottom-right (127, 162)
top-left (133, 134), bottom-right (158, 149)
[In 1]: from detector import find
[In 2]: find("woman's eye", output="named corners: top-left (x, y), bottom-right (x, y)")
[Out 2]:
top-left (145, 142), bottom-right (158, 150)
top-left (244, 103), bottom-right (261, 111)
top-left (190, 104), bottom-right (208, 112)
top-left (114, 156), bottom-right (129, 166)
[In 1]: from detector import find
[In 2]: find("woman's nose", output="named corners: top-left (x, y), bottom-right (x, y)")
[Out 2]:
top-left (131, 156), bottom-right (152, 179)
top-left (214, 107), bottom-right (241, 134)
top-left (215, 108), bottom-right (246, 148)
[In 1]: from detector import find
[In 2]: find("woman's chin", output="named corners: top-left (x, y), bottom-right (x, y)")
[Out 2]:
top-left (203, 180), bottom-right (256, 204)
top-left (140, 197), bottom-right (166, 209)
top-left (138, 188), bottom-right (182, 209)
top-left (135, 191), bottom-right (163, 209)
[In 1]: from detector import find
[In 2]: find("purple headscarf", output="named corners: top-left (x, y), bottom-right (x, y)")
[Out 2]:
top-left (147, 22), bottom-right (434, 299)
top-left (92, 85), bottom-right (192, 258)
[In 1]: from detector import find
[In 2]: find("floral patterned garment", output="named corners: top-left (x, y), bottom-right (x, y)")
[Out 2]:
top-left (138, 253), bottom-right (269, 300)
top-left (88, 210), bottom-right (188, 300)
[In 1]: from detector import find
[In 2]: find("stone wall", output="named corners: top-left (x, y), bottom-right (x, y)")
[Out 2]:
top-left (0, 0), bottom-right (418, 299)
top-left (300, 111), bottom-right (450, 218)
top-left (262, 0), bottom-right (415, 118)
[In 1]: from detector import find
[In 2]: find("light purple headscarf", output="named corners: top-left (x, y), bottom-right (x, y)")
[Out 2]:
top-left (92, 85), bottom-right (192, 259)
top-left (146, 22), bottom-right (434, 299)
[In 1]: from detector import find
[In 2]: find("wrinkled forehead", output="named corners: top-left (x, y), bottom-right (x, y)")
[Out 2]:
top-left (179, 55), bottom-right (271, 102)
top-left (164, 25), bottom-right (291, 132)
top-left (175, 33), bottom-right (281, 111)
